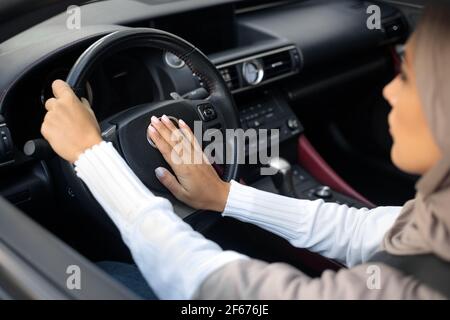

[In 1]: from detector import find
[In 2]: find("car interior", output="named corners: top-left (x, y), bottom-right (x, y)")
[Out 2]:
top-left (0, 0), bottom-right (425, 299)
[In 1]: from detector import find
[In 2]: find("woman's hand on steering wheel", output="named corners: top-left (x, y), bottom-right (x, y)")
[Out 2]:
top-left (41, 80), bottom-right (102, 164)
top-left (148, 115), bottom-right (230, 212)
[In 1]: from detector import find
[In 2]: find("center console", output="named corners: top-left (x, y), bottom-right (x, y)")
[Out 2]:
top-left (251, 165), bottom-right (368, 209)
top-left (238, 90), bottom-right (302, 156)
top-left (234, 89), bottom-right (369, 209)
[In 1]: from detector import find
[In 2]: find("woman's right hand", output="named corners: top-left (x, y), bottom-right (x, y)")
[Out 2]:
top-left (147, 115), bottom-right (230, 212)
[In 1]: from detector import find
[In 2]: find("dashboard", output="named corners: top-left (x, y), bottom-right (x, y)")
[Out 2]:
top-left (0, 0), bottom-right (408, 209)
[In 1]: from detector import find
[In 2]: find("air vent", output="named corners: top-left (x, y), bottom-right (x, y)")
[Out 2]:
top-left (262, 50), bottom-right (293, 79)
top-left (218, 65), bottom-right (240, 91)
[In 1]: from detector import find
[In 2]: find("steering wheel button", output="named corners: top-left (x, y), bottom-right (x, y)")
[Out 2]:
top-left (197, 104), bottom-right (217, 121)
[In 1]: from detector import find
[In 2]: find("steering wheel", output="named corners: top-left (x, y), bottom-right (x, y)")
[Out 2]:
top-left (60, 28), bottom-right (241, 221)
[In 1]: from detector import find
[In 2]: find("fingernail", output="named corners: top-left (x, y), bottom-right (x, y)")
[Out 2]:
top-left (161, 115), bottom-right (170, 123)
top-left (151, 116), bottom-right (159, 124)
top-left (155, 167), bottom-right (165, 179)
top-left (179, 119), bottom-right (186, 126)
top-left (148, 125), bottom-right (156, 134)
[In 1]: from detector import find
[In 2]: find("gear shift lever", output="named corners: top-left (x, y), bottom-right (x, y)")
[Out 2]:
top-left (267, 157), bottom-right (297, 198)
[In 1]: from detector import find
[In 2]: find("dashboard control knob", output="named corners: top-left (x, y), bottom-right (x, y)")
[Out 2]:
top-left (287, 117), bottom-right (299, 130)
top-left (242, 60), bottom-right (264, 85)
top-left (314, 186), bottom-right (332, 199)
top-left (23, 139), bottom-right (54, 160)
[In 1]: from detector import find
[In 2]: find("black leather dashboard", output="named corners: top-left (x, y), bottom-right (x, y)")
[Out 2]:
top-left (0, 0), bottom-right (405, 105)
top-left (238, 0), bottom-right (395, 68)
top-left (0, 0), bottom-right (407, 161)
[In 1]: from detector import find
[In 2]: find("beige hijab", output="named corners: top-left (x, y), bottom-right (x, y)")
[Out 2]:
top-left (383, 2), bottom-right (450, 261)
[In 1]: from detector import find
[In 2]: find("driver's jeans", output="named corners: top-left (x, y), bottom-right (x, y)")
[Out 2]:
top-left (97, 261), bottom-right (158, 300)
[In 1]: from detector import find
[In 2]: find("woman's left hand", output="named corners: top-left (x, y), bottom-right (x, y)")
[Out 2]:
top-left (148, 115), bottom-right (230, 212)
top-left (41, 80), bottom-right (103, 163)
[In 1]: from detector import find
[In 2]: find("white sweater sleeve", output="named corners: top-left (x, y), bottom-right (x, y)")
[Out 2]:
top-left (74, 142), bottom-right (247, 300)
top-left (223, 180), bottom-right (401, 267)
